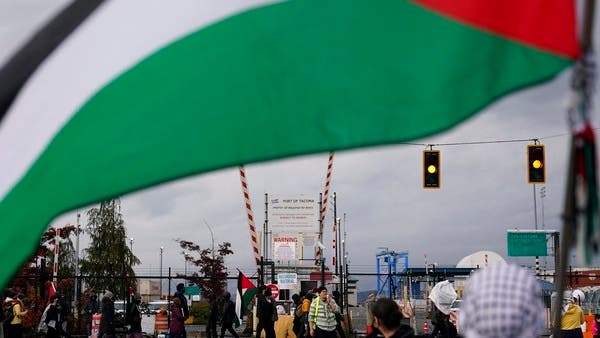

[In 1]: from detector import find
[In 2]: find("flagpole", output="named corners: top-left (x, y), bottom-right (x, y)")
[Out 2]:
top-left (552, 0), bottom-right (596, 336)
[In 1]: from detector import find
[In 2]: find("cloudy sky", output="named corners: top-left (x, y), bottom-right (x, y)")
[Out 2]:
top-left (2, 1), bottom-right (599, 292)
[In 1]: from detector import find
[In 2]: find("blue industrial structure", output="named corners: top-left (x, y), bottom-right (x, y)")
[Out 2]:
top-left (376, 250), bottom-right (409, 298)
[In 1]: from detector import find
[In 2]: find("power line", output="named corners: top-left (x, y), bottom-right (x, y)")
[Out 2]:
top-left (398, 127), bottom-right (600, 148)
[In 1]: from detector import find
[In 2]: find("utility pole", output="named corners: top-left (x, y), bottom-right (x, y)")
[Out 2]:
top-left (159, 246), bottom-right (164, 299)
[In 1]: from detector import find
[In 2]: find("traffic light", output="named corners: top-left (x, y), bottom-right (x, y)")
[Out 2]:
top-left (527, 144), bottom-right (545, 184)
top-left (423, 150), bottom-right (441, 189)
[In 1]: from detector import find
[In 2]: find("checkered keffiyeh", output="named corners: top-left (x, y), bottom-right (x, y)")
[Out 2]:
top-left (459, 264), bottom-right (545, 338)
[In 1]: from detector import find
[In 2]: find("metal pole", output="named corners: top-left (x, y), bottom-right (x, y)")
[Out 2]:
top-left (318, 193), bottom-right (323, 266)
top-left (160, 246), bottom-right (164, 299)
top-left (333, 192), bottom-right (338, 276)
top-left (74, 212), bottom-right (80, 308)
top-left (264, 193), bottom-right (269, 261)
top-left (533, 184), bottom-right (540, 277)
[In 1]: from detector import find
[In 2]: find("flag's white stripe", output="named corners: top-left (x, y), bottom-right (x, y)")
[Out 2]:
top-left (0, 0), bottom-right (279, 201)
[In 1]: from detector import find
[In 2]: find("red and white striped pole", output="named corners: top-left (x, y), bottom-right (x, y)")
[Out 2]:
top-left (53, 228), bottom-right (60, 283)
top-left (239, 166), bottom-right (261, 268)
top-left (316, 152), bottom-right (334, 266)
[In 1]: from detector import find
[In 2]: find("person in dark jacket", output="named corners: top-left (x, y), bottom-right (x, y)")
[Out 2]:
top-left (84, 294), bottom-right (99, 337)
top-left (255, 285), bottom-right (266, 338)
top-left (366, 298), bottom-right (421, 338)
top-left (45, 294), bottom-right (61, 338)
top-left (174, 283), bottom-right (189, 338)
top-left (126, 295), bottom-right (143, 338)
top-left (206, 293), bottom-right (218, 338)
top-left (220, 292), bottom-right (239, 338)
top-left (260, 289), bottom-right (276, 338)
top-left (99, 291), bottom-right (115, 338)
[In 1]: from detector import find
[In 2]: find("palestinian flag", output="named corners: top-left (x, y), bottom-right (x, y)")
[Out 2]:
top-left (0, 0), bottom-right (580, 287)
top-left (236, 271), bottom-right (257, 321)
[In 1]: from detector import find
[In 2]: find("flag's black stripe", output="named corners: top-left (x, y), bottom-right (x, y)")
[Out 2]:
top-left (0, 0), bottom-right (105, 124)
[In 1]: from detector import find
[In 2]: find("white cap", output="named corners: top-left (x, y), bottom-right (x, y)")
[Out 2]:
top-left (4, 297), bottom-right (12, 303)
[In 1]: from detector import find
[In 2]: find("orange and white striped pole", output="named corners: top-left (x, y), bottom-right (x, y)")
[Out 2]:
top-left (316, 152), bottom-right (334, 266)
top-left (239, 166), bottom-right (261, 268)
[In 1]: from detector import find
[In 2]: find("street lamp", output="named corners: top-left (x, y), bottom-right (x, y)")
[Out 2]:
top-left (204, 220), bottom-right (215, 258)
top-left (160, 246), bottom-right (164, 299)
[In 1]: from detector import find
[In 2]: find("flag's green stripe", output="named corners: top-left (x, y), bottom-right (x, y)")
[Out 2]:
top-left (242, 288), bottom-right (258, 315)
top-left (0, 0), bottom-right (571, 286)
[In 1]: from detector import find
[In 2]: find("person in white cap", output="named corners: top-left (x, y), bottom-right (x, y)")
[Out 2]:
top-left (560, 290), bottom-right (585, 338)
top-left (459, 264), bottom-right (545, 338)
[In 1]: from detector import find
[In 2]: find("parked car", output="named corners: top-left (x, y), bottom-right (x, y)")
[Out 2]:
top-left (145, 300), bottom-right (170, 314)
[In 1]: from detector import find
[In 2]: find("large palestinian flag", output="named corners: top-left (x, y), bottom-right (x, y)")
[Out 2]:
top-left (0, 0), bottom-right (580, 286)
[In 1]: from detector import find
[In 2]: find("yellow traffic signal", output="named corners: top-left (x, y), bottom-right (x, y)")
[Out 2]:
top-left (423, 150), bottom-right (441, 189)
top-left (527, 144), bottom-right (545, 184)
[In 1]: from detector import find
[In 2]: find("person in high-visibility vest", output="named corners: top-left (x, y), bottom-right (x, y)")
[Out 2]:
top-left (308, 287), bottom-right (339, 338)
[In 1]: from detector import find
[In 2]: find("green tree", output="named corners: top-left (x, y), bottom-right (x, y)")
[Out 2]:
top-left (176, 240), bottom-right (233, 298)
top-left (80, 199), bottom-right (140, 299)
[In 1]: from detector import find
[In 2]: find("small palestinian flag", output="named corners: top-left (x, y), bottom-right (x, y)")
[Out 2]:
top-left (236, 271), bottom-right (257, 322)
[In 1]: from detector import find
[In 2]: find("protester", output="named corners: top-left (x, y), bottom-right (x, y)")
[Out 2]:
top-left (84, 294), bottom-right (99, 337)
top-left (9, 294), bottom-right (28, 338)
top-left (593, 313), bottom-right (600, 338)
top-left (206, 293), bottom-right (218, 338)
top-left (1, 296), bottom-right (12, 338)
top-left (309, 286), bottom-right (339, 338)
top-left (560, 290), bottom-right (585, 338)
top-left (99, 291), bottom-right (115, 338)
top-left (296, 292), bottom-right (313, 338)
top-left (292, 293), bottom-right (302, 336)
top-left (170, 297), bottom-right (186, 338)
top-left (332, 291), bottom-right (346, 338)
top-left (428, 281), bottom-right (457, 338)
top-left (459, 264), bottom-right (545, 338)
top-left (126, 295), bottom-right (143, 338)
top-left (220, 292), bottom-right (240, 338)
top-left (365, 292), bottom-right (377, 335)
top-left (174, 283), bottom-right (189, 338)
top-left (366, 298), bottom-right (417, 338)
top-left (255, 285), bottom-right (267, 338)
top-left (44, 294), bottom-right (61, 338)
top-left (57, 293), bottom-right (70, 337)
top-left (259, 289), bottom-right (276, 338)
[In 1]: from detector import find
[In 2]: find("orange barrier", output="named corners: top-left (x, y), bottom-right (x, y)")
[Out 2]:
top-left (583, 315), bottom-right (594, 338)
top-left (155, 313), bottom-right (169, 333)
top-left (91, 313), bottom-right (101, 338)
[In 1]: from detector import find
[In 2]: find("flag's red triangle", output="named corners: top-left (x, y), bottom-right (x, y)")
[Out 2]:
top-left (240, 271), bottom-right (256, 290)
top-left (414, 0), bottom-right (580, 59)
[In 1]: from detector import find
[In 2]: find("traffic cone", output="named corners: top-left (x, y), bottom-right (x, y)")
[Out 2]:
top-left (423, 321), bottom-right (429, 334)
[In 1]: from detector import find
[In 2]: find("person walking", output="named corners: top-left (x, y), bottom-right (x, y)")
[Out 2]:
top-left (170, 297), bottom-right (186, 338)
top-left (57, 293), bottom-right (70, 337)
top-left (259, 289), bottom-right (276, 338)
top-left (366, 298), bottom-right (417, 338)
top-left (44, 294), bottom-right (61, 338)
top-left (332, 291), bottom-right (346, 338)
top-left (220, 292), bottom-right (239, 338)
top-left (174, 283), bottom-right (189, 338)
top-left (9, 294), bottom-right (28, 338)
top-left (126, 295), bottom-right (143, 338)
top-left (99, 291), bottom-right (115, 338)
top-left (255, 285), bottom-right (266, 338)
top-left (84, 294), bottom-right (99, 337)
top-left (308, 287), bottom-right (339, 338)
top-left (206, 293), bottom-right (218, 338)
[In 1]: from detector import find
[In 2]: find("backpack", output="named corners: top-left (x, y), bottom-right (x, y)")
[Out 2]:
top-left (4, 304), bottom-right (14, 323)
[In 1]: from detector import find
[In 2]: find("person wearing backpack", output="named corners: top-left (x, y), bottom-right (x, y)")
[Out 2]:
top-left (9, 295), bottom-right (28, 338)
